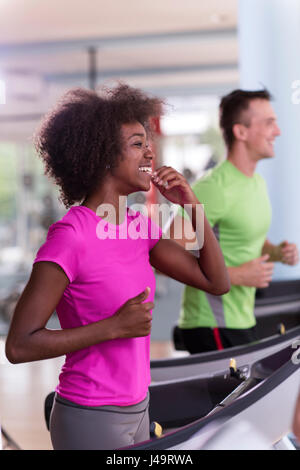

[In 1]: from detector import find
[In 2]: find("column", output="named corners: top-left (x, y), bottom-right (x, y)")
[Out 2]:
top-left (238, 0), bottom-right (300, 279)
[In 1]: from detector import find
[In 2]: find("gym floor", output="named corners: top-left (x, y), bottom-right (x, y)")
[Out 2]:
top-left (0, 339), bottom-right (177, 450)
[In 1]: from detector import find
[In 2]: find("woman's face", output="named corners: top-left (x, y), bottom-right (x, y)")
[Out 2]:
top-left (111, 122), bottom-right (154, 194)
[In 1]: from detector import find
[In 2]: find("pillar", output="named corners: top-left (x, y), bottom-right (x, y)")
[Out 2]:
top-left (238, 0), bottom-right (300, 279)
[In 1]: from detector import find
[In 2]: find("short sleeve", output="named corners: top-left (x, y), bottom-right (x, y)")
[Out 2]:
top-left (178, 178), bottom-right (227, 228)
top-left (33, 221), bottom-right (80, 283)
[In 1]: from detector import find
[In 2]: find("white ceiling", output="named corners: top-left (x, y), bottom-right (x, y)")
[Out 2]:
top-left (0, 0), bottom-right (240, 138)
top-left (0, 0), bottom-right (237, 42)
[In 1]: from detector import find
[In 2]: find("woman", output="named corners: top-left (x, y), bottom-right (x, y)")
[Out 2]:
top-left (5, 84), bottom-right (230, 450)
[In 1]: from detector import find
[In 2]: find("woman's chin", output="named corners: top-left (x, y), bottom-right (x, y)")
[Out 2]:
top-left (137, 180), bottom-right (151, 192)
top-left (138, 186), bottom-right (150, 194)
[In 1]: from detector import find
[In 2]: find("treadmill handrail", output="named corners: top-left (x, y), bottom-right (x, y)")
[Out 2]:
top-left (127, 345), bottom-right (300, 450)
top-left (150, 325), bottom-right (300, 369)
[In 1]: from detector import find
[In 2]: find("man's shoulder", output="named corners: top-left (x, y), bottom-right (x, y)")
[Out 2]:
top-left (254, 171), bottom-right (267, 185)
top-left (192, 161), bottom-right (232, 193)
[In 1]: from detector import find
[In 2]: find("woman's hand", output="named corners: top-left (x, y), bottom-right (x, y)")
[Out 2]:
top-left (150, 166), bottom-right (230, 296)
top-left (112, 287), bottom-right (153, 338)
top-left (151, 166), bottom-right (197, 206)
top-left (5, 263), bottom-right (154, 364)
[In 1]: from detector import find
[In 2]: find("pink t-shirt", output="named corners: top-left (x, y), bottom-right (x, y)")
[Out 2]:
top-left (33, 205), bottom-right (162, 407)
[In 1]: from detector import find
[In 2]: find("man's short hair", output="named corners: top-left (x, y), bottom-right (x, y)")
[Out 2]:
top-left (219, 88), bottom-right (272, 149)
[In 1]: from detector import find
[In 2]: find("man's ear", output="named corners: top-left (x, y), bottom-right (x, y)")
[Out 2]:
top-left (232, 123), bottom-right (248, 142)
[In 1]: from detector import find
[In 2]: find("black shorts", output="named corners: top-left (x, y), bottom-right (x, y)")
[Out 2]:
top-left (179, 325), bottom-right (258, 354)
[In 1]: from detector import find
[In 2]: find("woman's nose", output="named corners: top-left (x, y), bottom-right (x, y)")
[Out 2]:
top-left (145, 145), bottom-right (153, 159)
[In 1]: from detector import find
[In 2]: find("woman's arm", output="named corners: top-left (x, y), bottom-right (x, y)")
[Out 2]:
top-left (149, 167), bottom-right (230, 295)
top-left (5, 261), bottom-right (153, 364)
top-left (167, 216), bottom-right (274, 289)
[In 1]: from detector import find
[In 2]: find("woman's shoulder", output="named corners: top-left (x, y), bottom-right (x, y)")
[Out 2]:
top-left (47, 207), bottom-right (84, 241)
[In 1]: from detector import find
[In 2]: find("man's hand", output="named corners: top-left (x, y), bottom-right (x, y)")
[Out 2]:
top-left (228, 254), bottom-right (274, 288)
top-left (262, 239), bottom-right (299, 265)
top-left (278, 241), bottom-right (299, 265)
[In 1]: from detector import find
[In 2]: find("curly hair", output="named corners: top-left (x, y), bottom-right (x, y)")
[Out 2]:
top-left (34, 83), bottom-right (164, 208)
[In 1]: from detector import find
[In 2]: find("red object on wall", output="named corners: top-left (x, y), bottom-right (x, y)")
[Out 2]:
top-left (147, 117), bottom-right (162, 217)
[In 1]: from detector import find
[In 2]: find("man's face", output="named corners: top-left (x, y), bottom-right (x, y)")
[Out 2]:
top-left (242, 99), bottom-right (281, 160)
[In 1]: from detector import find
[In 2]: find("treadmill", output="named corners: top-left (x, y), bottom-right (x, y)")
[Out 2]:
top-left (151, 279), bottom-right (300, 381)
top-left (123, 343), bottom-right (300, 450)
top-left (151, 324), bottom-right (300, 381)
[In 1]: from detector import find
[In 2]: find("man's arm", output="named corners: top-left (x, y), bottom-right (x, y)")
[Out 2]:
top-left (227, 256), bottom-right (273, 288)
top-left (262, 239), bottom-right (299, 265)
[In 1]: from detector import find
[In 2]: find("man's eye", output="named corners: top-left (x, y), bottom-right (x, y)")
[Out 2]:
top-left (134, 142), bottom-right (143, 147)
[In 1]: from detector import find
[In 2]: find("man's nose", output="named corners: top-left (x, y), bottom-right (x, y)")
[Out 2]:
top-left (275, 124), bottom-right (281, 136)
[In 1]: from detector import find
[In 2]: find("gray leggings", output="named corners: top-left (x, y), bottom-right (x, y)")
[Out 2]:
top-left (50, 392), bottom-right (150, 450)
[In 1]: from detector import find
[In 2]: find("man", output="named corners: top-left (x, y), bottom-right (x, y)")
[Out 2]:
top-left (169, 89), bottom-right (299, 353)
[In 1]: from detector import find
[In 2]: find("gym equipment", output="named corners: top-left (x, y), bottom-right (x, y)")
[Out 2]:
top-left (123, 343), bottom-right (300, 450)
top-left (151, 279), bottom-right (300, 382)
top-left (151, 324), bottom-right (300, 381)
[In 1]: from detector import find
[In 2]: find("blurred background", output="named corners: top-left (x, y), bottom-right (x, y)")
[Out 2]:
top-left (0, 0), bottom-right (237, 338)
top-left (1, 0), bottom-right (300, 449)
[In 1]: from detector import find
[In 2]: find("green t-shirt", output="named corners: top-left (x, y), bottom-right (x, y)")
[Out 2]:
top-left (178, 159), bottom-right (272, 330)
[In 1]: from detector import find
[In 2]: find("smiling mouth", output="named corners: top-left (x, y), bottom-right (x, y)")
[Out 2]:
top-left (139, 166), bottom-right (153, 175)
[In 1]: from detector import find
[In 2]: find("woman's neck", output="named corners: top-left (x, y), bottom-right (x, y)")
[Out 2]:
top-left (81, 185), bottom-right (128, 225)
